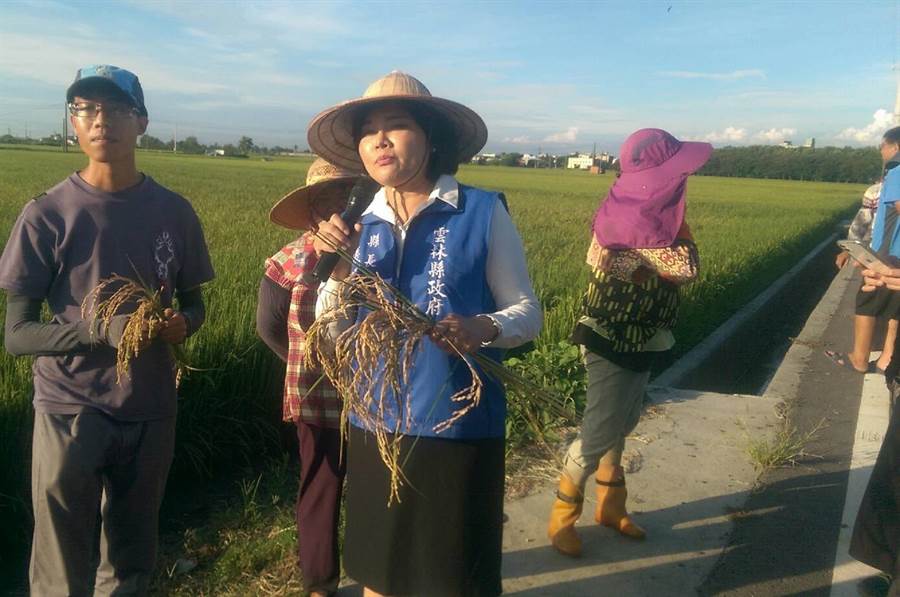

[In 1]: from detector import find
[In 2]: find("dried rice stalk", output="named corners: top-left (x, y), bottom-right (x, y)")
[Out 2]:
top-left (307, 270), bottom-right (484, 504)
top-left (81, 274), bottom-right (188, 385)
top-left (306, 232), bottom-right (577, 505)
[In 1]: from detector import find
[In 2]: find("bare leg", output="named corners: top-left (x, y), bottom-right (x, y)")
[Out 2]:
top-left (876, 319), bottom-right (898, 371)
top-left (849, 315), bottom-right (877, 371)
top-left (364, 587), bottom-right (388, 597)
top-left (598, 437), bottom-right (624, 468)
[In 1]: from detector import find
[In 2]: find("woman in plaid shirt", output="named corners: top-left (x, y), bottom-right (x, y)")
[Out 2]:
top-left (256, 158), bottom-right (359, 597)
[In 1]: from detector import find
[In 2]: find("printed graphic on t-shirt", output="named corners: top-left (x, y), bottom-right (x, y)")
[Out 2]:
top-left (154, 231), bottom-right (175, 287)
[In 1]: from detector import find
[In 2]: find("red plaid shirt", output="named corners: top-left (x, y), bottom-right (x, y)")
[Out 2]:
top-left (264, 234), bottom-right (341, 427)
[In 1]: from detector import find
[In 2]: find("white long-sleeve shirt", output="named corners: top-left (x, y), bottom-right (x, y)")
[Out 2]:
top-left (315, 175), bottom-right (542, 348)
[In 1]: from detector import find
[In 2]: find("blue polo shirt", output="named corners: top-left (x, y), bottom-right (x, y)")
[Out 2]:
top-left (870, 158), bottom-right (900, 257)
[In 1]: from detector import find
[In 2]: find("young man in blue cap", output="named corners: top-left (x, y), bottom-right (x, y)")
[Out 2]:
top-left (0, 65), bottom-right (214, 595)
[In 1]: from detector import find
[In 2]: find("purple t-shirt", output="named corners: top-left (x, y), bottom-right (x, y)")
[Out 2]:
top-left (0, 173), bottom-right (215, 421)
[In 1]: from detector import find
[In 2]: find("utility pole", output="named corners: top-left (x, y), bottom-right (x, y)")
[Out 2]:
top-left (894, 74), bottom-right (899, 126)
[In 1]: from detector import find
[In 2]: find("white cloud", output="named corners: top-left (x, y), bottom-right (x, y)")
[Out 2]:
top-left (503, 135), bottom-right (533, 144)
top-left (544, 127), bottom-right (578, 143)
top-left (472, 83), bottom-right (622, 135)
top-left (703, 127), bottom-right (747, 143)
top-left (0, 32), bottom-right (231, 96)
top-left (836, 109), bottom-right (895, 143)
top-left (660, 69), bottom-right (765, 81)
top-left (754, 127), bottom-right (797, 142)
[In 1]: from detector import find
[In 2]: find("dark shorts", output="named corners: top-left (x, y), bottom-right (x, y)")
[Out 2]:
top-left (855, 284), bottom-right (900, 318)
top-left (343, 425), bottom-right (505, 597)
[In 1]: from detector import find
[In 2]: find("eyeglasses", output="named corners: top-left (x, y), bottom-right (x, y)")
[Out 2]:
top-left (68, 101), bottom-right (139, 120)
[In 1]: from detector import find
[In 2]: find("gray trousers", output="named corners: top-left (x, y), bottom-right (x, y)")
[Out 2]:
top-left (30, 411), bottom-right (176, 597)
top-left (564, 350), bottom-right (650, 488)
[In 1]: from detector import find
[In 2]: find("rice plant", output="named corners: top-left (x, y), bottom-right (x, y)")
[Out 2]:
top-left (0, 146), bottom-right (863, 570)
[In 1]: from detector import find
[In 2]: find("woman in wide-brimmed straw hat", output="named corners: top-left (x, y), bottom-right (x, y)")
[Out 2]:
top-left (309, 71), bottom-right (542, 597)
top-left (547, 128), bottom-right (711, 558)
top-left (255, 158), bottom-right (360, 597)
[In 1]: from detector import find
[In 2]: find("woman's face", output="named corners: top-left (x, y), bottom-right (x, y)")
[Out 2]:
top-left (357, 103), bottom-right (430, 190)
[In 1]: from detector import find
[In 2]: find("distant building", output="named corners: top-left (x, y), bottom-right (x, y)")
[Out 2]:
top-left (567, 154), bottom-right (594, 169)
top-left (471, 152), bottom-right (498, 164)
top-left (780, 140), bottom-right (795, 149)
top-left (802, 137), bottom-right (815, 149)
top-left (520, 153), bottom-right (549, 168)
top-left (567, 152), bottom-right (615, 169)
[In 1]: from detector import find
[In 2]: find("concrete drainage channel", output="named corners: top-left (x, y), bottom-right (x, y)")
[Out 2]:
top-left (653, 230), bottom-right (844, 395)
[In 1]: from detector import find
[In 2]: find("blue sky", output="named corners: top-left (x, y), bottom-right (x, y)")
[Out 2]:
top-left (1, 0), bottom-right (898, 154)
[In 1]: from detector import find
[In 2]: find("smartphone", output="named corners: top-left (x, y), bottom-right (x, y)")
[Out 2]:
top-left (837, 240), bottom-right (891, 271)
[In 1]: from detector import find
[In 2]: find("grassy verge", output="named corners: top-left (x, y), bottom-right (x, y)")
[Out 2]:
top-left (151, 456), bottom-right (309, 596)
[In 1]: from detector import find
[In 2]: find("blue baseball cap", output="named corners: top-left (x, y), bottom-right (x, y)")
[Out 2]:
top-left (66, 65), bottom-right (147, 116)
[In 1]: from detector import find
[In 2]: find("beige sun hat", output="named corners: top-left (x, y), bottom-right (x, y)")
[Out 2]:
top-left (269, 158), bottom-right (360, 230)
top-left (306, 71), bottom-right (488, 171)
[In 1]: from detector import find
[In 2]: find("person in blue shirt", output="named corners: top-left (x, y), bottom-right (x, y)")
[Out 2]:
top-left (309, 71), bottom-right (542, 597)
top-left (854, 125), bottom-right (900, 597)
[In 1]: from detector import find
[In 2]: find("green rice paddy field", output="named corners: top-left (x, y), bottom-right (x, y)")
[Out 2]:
top-left (0, 146), bottom-right (863, 574)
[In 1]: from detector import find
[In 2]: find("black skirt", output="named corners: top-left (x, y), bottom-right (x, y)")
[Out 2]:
top-left (343, 425), bottom-right (505, 596)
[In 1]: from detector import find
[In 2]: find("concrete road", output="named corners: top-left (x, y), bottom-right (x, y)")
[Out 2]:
top-left (496, 265), bottom-right (892, 596)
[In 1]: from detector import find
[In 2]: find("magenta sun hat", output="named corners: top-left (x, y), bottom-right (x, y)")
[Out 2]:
top-left (593, 128), bottom-right (712, 249)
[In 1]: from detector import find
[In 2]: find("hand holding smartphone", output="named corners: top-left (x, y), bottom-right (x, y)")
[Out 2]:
top-left (836, 240), bottom-right (892, 273)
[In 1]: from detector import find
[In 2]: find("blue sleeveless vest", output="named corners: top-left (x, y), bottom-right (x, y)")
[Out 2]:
top-left (349, 184), bottom-right (506, 439)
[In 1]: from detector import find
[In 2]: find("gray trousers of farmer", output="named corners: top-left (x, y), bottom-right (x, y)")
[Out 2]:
top-left (30, 411), bottom-right (176, 597)
top-left (564, 349), bottom-right (650, 488)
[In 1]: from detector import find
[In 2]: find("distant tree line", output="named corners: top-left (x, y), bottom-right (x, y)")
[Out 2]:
top-left (697, 145), bottom-right (883, 184)
top-left (0, 131), bottom-right (308, 157)
top-left (1, 133), bottom-right (68, 147)
top-left (472, 152), bottom-right (570, 168)
top-left (138, 134), bottom-right (307, 157)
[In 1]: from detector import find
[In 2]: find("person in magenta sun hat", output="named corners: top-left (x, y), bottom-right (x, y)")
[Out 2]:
top-left (548, 128), bottom-right (711, 557)
top-left (593, 127), bottom-right (712, 250)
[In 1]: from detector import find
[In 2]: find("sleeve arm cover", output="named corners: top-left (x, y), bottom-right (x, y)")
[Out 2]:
top-left (3, 293), bottom-right (100, 356)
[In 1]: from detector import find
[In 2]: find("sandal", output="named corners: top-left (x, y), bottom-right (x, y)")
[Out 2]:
top-left (824, 350), bottom-right (868, 373)
top-left (868, 360), bottom-right (887, 375)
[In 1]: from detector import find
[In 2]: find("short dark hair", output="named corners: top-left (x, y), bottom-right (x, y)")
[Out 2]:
top-left (884, 126), bottom-right (900, 147)
top-left (352, 100), bottom-right (460, 182)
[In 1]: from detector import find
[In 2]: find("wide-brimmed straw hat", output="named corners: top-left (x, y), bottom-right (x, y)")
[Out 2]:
top-left (269, 158), bottom-right (359, 230)
top-left (594, 128), bottom-right (712, 249)
top-left (307, 71), bottom-right (488, 171)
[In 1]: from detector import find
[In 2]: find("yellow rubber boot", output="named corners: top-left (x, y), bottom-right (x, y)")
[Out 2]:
top-left (547, 475), bottom-right (584, 557)
top-left (594, 464), bottom-right (646, 540)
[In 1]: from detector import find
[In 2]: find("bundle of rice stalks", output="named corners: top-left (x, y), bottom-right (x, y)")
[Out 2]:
top-left (306, 236), bottom-right (576, 504)
top-left (307, 271), bottom-right (485, 503)
top-left (81, 274), bottom-right (189, 385)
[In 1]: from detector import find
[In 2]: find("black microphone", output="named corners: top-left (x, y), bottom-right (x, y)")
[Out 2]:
top-left (307, 175), bottom-right (381, 284)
